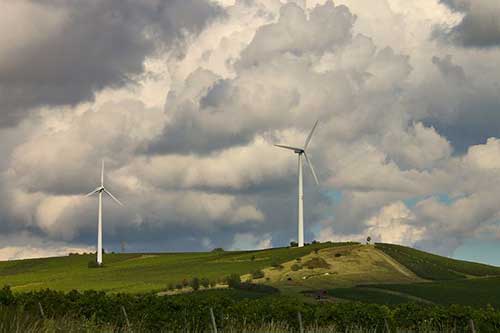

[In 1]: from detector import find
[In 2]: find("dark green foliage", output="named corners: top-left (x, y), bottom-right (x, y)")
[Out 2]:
top-left (226, 274), bottom-right (241, 288)
top-left (0, 287), bottom-right (499, 331)
top-left (291, 263), bottom-right (301, 271)
top-left (303, 257), bottom-right (330, 269)
top-left (200, 277), bottom-right (210, 288)
top-left (290, 241), bottom-right (298, 247)
top-left (376, 243), bottom-right (500, 280)
top-left (211, 247), bottom-right (224, 252)
top-left (190, 277), bottom-right (200, 291)
top-left (251, 269), bottom-right (265, 279)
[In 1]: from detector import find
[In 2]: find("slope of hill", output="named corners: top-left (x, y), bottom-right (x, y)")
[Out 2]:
top-left (246, 244), bottom-right (423, 292)
top-left (375, 243), bottom-right (500, 280)
top-left (0, 241), bottom-right (499, 303)
top-left (0, 242), bottom-right (353, 293)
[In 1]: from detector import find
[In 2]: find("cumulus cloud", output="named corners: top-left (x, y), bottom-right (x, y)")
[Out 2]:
top-left (0, 0), bottom-right (223, 126)
top-left (437, 0), bottom-right (500, 47)
top-left (1, 0), bottom-right (500, 260)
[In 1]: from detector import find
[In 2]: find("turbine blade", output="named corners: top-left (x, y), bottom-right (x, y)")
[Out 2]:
top-left (86, 187), bottom-right (100, 197)
top-left (101, 160), bottom-right (104, 186)
top-left (303, 152), bottom-right (319, 185)
top-left (304, 120), bottom-right (319, 150)
top-left (274, 144), bottom-right (302, 152)
top-left (104, 188), bottom-right (124, 206)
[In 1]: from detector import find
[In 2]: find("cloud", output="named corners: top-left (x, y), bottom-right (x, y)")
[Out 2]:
top-left (0, 0), bottom-right (223, 127)
top-left (437, 0), bottom-right (500, 47)
top-left (230, 232), bottom-right (272, 251)
top-left (1, 0), bottom-right (500, 262)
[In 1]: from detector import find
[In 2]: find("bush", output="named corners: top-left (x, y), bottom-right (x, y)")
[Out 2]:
top-left (226, 274), bottom-right (241, 288)
top-left (303, 257), bottom-right (330, 269)
top-left (211, 247), bottom-right (224, 252)
top-left (291, 264), bottom-right (301, 271)
top-left (290, 241), bottom-right (298, 247)
top-left (190, 277), bottom-right (200, 291)
top-left (335, 253), bottom-right (342, 258)
top-left (251, 270), bottom-right (265, 279)
top-left (200, 278), bottom-right (210, 288)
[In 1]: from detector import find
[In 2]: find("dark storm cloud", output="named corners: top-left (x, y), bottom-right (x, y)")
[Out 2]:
top-left (436, 0), bottom-right (500, 47)
top-left (421, 55), bottom-right (500, 154)
top-left (0, 0), bottom-right (224, 127)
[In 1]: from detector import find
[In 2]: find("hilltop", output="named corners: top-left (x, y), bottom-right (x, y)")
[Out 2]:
top-left (0, 242), bottom-right (499, 306)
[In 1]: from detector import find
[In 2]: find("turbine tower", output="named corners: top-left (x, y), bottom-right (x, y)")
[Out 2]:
top-left (275, 120), bottom-right (319, 247)
top-left (86, 160), bottom-right (123, 265)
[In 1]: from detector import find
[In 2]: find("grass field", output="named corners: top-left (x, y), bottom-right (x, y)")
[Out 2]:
top-left (375, 243), bottom-right (500, 280)
top-left (0, 242), bottom-right (353, 293)
top-left (329, 276), bottom-right (500, 307)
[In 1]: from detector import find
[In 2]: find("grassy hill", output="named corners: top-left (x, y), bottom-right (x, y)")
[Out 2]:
top-left (0, 242), bottom-right (353, 293)
top-left (375, 243), bottom-right (500, 280)
top-left (0, 241), bottom-right (499, 308)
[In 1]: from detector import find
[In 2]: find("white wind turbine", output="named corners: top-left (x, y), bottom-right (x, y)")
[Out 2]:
top-left (275, 120), bottom-right (319, 248)
top-left (86, 160), bottom-right (123, 266)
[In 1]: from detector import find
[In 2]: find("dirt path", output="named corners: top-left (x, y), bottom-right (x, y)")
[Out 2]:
top-left (372, 247), bottom-right (419, 279)
top-left (358, 287), bottom-right (434, 304)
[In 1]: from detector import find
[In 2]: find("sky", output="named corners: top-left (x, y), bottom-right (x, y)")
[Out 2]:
top-left (1, 0), bottom-right (500, 264)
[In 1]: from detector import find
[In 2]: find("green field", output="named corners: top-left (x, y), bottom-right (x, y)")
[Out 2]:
top-left (375, 243), bottom-right (500, 280)
top-left (329, 277), bottom-right (500, 307)
top-left (0, 242), bottom-right (353, 293)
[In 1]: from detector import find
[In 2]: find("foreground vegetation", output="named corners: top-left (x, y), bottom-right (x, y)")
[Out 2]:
top-left (0, 286), bottom-right (499, 332)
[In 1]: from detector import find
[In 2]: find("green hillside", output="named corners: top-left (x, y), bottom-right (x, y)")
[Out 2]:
top-left (329, 277), bottom-right (500, 307)
top-left (375, 243), bottom-right (500, 280)
top-left (0, 242), bottom-right (353, 293)
top-left (0, 241), bottom-right (499, 306)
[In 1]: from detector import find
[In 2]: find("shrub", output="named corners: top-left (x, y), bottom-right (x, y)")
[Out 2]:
top-left (200, 278), bottom-right (210, 288)
top-left (212, 247), bottom-right (224, 252)
top-left (271, 259), bottom-right (283, 270)
top-left (190, 277), bottom-right (200, 291)
top-left (251, 270), bottom-right (265, 279)
top-left (335, 253), bottom-right (342, 258)
top-left (291, 264), bottom-right (301, 271)
top-left (226, 274), bottom-right (241, 288)
top-left (250, 255), bottom-right (256, 261)
top-left (304, 257), bottom-right (330, 269)
top-left (290, 241), bottom-right (298, 247)
top-left (175, 283), bottom-right (183, 290)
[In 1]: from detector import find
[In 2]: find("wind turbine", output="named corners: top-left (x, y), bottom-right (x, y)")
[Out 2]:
top-left (86, 160), bottom-right (123, 266)
top-left (275, 120), bottom-right (319, 248)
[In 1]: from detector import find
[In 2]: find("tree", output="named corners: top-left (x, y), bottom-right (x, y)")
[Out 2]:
top-left (200, 278), bottom-right (210, 288)
top-left (190, 277), bottom-right (200, 291)
top-left (226, 274), bottom-right (241, 288)
top-left (367, 236), bottom-right (372, 244)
